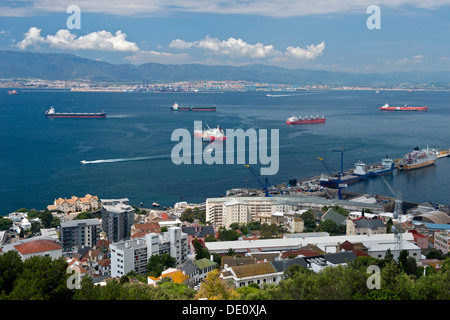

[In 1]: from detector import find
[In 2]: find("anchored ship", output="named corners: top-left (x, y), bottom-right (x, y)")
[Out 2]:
top-left (171, 102), bottom-right (216, 111)
top-left (286, 115), bottom-right (325, 125)
top-left (194, 124), bottom-right (226, 142)
top-left (380, 103), bottom-right (428, 111)
top-left (319, 161), bottom-right (368, 188)
top-left (398, 146), bottom-right (437, 170)
top-left (45, 106), bottom-right (106, 118)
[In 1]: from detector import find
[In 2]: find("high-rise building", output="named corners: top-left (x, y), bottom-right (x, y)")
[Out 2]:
top-left (101, 198), bottom-right (135, 242)
top-left (60, 218), bottom-right (101, 251)
top-left (110, 227), bottom-right (189, 278)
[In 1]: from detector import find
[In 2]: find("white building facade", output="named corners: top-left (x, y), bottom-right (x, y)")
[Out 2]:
top-left (110, 227), bottom-right (189, 278)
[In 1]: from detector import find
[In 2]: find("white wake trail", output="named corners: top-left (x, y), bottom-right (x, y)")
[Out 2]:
top-left (81, 155), bottom-right (168, 164)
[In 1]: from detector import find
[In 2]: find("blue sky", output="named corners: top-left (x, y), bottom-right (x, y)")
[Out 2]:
top-left (1, 0), bottom-right (450, 73)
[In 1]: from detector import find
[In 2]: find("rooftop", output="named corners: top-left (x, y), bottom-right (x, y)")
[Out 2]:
top-left (14, 239), bottom-right (62, 255)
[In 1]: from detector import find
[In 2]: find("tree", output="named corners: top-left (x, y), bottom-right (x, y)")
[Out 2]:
top-left (218, 228), bottom-right (240, 241)
top-left (192, 238), bottom-right (210, 260)
top-left (0, 217), bottom-right (13, 231)
top-left (7, 256), bottom-right (73, 300)
top-left (0, 250), bottom-right (23, 295)
top-left (260, 223), bottom-right (278, 239)
top-left (196, 269), bottom-right (239, 300)
top-left (300, 210), bottom-right (316, 231)
top-left (316, 219), bottom-right (341, 235)
top-left (146, 254), bottom-right (176, 278)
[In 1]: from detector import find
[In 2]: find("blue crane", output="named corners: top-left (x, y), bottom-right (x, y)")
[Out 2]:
top-left (244, 165), bottom-right (273, 197)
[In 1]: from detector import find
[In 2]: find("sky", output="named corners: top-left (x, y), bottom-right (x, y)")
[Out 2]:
top-left (1, 0), bottom-right (450, 73)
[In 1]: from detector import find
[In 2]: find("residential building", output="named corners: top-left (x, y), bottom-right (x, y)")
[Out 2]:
top-left (48, 194), bottom-right (101, 213)
top-left (194, 258), bottom-right (218, 283)
top-left (346, 217), bottom-right (387, 236)
top-left (3, 239), bottom-right (63, 260)
top-left (179, 260), bottom-right (200, 287)
top-left (408, 230), bottom-right (428, 250)
top-left (322, 208), bottom-right (347, 226)
top-left (206, 195), bottom-right (383, 228)
top-left (109, 227), bottom-right (188, 278)
top-left (60, 218), bottom-right (101, 251)
top-left (101, 198), bottom-right (135, 242)
top-left (434, 230), bottom-right (450, 255)
top-left (271, 251), bottom-right (358, 274)
top-left (147, 268), bottom-right (190, 286)
top-left (131, 222), bottom-right (161, 239)
top-left (182, 224), bottom-right (216, 247)
top-left (220, 262), bottom-right (283, 288)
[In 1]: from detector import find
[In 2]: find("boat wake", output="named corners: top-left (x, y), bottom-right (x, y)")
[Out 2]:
top-left (81, 155), bottom-right (169, 164)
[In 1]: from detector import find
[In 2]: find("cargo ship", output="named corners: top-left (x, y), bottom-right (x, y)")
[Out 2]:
top-left (171, 102), bottom-right (216, 111)
top-left (380, 103), bottom-right (428, 111)
top-left (286, 115), bottom-right (325, 125)
top-left (319, 161), bottom-right (368, 187)
top-left (366, 156), bottom-right (395, 176)
top-left (45, 106), bottom-right (106, 118)
top-left (194, 124), bottom-right (226, 142)
top-left (397, 146), bottom-right (437, 170)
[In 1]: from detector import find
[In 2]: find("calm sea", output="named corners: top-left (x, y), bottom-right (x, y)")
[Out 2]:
top-left (1, 89), bottom-right (449, 214)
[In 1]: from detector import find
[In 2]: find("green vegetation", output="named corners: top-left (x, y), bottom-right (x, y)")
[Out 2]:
top-left (146, 254), bottom-right (177, 278)
top-left (181, 207), bottom-right (206, 224)
top-left (1, 249), bottom-right (448, 300)
top-left (0, 217), bottom-right (13, 231)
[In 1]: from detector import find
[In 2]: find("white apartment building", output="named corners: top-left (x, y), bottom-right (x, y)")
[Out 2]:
top-left (434, 230), bottom-right (450, 255)
top-left (110, 227), bottom-right (188, 278)
top-left (206, 195), bottom-right (384, 228)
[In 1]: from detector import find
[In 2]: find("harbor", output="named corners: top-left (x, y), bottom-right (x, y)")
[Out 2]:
top-left (236, 147), bottom-right (450, 210)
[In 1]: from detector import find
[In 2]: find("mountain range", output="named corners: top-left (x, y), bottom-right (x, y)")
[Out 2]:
top-left (1, 50), bottom-right (450, 87)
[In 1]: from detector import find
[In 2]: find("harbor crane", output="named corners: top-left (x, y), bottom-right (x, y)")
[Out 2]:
top-left (381, 175), bottom-right (403, 258)
top-left (317, 146), bottom-right (346, 200)
top-left (244, 165), bottom-right (273, 197)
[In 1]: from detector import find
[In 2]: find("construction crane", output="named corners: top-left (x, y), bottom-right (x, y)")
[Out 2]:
top-left (316, 157), bottom-right (333, 176)
top-left (317, 146), bottom-right (346, 199)
top-left (244, 165), bottom-right (273, 197)
top-left (381, 175), bottom-right (403, 259)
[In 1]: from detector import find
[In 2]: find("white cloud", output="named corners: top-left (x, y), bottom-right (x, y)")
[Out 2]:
top-left (17, 27), bottom-right (139, 52)
top-left (286, 41), bottom-right (326, 60)
top-left (2, 0), bottom-right (450, 17)
top-left (170, 36), bottom-right (324, 61)
top-left (396, 55), bottom-right (423, 64)
top-left (124, 50), bottom-right (191, 64)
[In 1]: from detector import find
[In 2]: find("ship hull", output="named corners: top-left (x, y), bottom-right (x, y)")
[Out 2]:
top-left (380, 107), bottom-right (428, 111)
top-left (319, 175), bottom-right (366, 188)
top-left (398, 159), bottom-right (436, 170)
top-left (171, 107), bottom-right (216, 111)
top-left (287, 119), bottom-right (325, 125)
top-left (46, 113), bottom-right (106, 118)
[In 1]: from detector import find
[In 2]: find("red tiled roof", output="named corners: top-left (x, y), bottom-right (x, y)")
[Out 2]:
top-left (339, 240), bottom-right (355, 251)
top-left (161, 213), bottom-right (170, 220)
top-left (353, 250), bottom-right (371, 257)
top-left (14, 239), bottom-right (62, 255)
